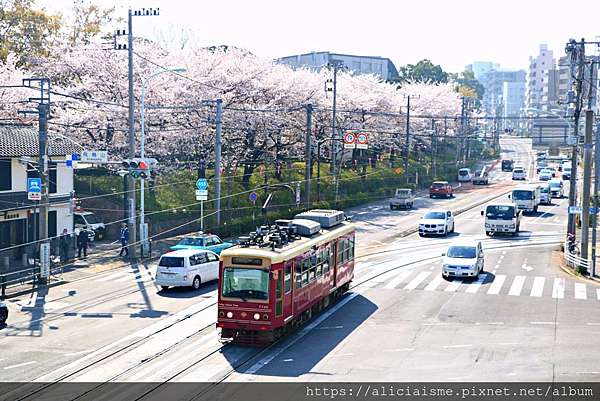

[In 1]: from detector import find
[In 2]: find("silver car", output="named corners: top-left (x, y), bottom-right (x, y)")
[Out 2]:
top-left (442, 240), bottom-right (484, 279)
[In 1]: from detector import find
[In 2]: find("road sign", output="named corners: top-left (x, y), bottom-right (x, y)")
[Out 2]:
top-left (568, 206), bottom-right (582, 214)
top-left (196, 195), bottom-right (208, 201)
top-left (195, 189), bottom-right (208, 196)
top-left (80, 150), bottom-right (108, 164)
top-left (27, 177), bottom-right (42, 201)
top-left (40, 243), bottom-right (50, 279)
top-left (343, 131), bottom-right (357, 149)
top-left (196, 178), bottom-right (208, 190)
top-left (249, 191), bottom-right (258, 205)
top-left (591, 207), bottom-right (599, 214)
top-left (295, 182), bottom-right (301, 205)
top-left (356, 131), bottom-right (369, 149)
top-left (66, 153), bottom-right (79, 168)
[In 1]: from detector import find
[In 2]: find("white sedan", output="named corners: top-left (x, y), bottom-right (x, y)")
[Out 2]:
top-left (419, 210), bottom-right (455, 237)
top-left (538, 169), bottom-right (553, 181)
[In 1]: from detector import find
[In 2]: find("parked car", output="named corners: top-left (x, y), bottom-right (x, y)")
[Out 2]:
top-left (155, 249), bottom-right (220, 291)
top-left (512, 167), bottom-right (526, 180)
top-left (0, 302), bottom-right (7, 326)
top-left (429, 181), bottom-right (453, 198)
top-left (419, 210), bottom-right (455, 237)
top-left (442, 240), bottom-right (484, 279)
top-left (390, 188), bottom-right (415, 210)
top-left (538, 169), bottom-right (553, 181)
top-left (458, 168), bottom-right (473, 182)
top-left (170, 233), bottom-right (233, 255)
top-left (73, 210), bottom-right (105, 241)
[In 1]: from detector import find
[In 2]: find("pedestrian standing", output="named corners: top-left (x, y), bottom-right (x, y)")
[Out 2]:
top-left (119, 223), bottom-right (129, 257)
top-left (77, 229), bottom-right (89, 259)
top-left (59, 228), bottom-right (70, 263)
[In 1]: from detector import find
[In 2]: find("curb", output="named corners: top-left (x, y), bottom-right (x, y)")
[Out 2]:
top-left (555, 250), bottom-right (600, 286)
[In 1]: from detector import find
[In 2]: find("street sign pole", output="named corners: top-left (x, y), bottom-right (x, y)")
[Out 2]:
top-left (201, 200), bottom-right (204, 232)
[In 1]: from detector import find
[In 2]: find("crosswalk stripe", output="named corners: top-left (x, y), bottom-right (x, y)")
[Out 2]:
top-left (574, 283), bottom-right (587, 300)
top-left (465, 274), bottom-right (488, 293)
top-left (95, 271), bottom-right (129, 282)
top-left (403, 271), bottom-right (431, 290)
top-left (424, 275), bottom-right (445, 291)
top-left (486, 275), bottom-right (506, 295)
top-left (444, 279), bottom-right (462, 292)
top-left (116, 273), bottom-right (141, 283)
top-left (383, 270), bottom-right (413, 289)
top-left (597, 289), bottom-right (600, 301)
top-left (552, 278), bottom-right (565, 299)
top-left (508, 276), bottom-right (526, 296)
top-left (530, 277), bottom-right (545, 297)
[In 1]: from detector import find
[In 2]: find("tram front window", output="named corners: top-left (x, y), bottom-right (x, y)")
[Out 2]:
top-left (222, 267), bottom-right (269, 301)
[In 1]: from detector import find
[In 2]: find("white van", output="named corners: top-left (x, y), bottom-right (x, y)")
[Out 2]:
top-left (442, 240), bottom-right (484, 279)
top-left (458, 168), bottom-right (473, 182)
top-left (155, 249), bottom-right (220, 291)
top-left (539, 183), bottom-right (552, 205)
top-left (509, 185), bottom-right (541, 213)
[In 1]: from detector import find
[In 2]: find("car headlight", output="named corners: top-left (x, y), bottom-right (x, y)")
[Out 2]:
top-left (253, 313), bottom-right (261, 320)
top-left (226, 311), bottom-right (233, 318)
top-left (438, 224), bottom-right (445, 228)
top-left (485, 223), bottom-right (490, 228)
top-left (509, 224), bottom-right (515, 228)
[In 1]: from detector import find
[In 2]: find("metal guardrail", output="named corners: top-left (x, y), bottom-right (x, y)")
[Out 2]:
top-left (563, 240), bottom-right (590, 272)
top-left (0, 261), bottom-right (64, 299)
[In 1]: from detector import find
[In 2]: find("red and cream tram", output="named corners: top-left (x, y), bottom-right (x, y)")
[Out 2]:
top-left (217, 210), bottom-right (355, 345)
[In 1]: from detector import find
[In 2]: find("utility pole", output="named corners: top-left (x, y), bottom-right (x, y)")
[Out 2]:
top-left (431, 119), bottom-right (436, 178)
top-left (327, 60), bottom-right (343, 204)
top-left (581, 109), bottom-right (594, 261)
top-left (592, 101), bottom-right (600, 277)
top-left (566, 38), bottom-right (586, 237)
top-left (304, 104), bottom-right (312, 208)
top-left (403, 94), bottom-right (411, 175)
top-left (215, 99), bottom-right (223, 226)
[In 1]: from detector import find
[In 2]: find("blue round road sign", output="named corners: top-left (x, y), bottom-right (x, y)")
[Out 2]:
top-left (249, 192), bottom-right (258, 202)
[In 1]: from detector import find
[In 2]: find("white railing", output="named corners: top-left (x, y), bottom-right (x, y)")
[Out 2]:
top-left (564, 241), bottom-right (590, 272)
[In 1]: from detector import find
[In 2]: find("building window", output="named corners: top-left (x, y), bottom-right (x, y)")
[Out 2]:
top-left (0, 159), bottom-right (11, 190)
top-left (48, 161), bottom-right (57, 194)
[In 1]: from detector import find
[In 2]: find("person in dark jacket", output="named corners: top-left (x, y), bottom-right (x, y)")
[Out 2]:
top-left (59, 228), bottom-right (70, 263)
top-left (119, 223), bottom-right (129, 257)
top-left (77, 229), bottom-right (89, 259)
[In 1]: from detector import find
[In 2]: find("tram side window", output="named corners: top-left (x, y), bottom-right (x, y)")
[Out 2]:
top-left (338, 240), bottom-right (346, 264)
top-left (323, 248), bottom-right (330, 273)
top-left (295, 263), bottom-right (302, 289)
top-left (302, 258), bottom-right (309, 285)
top-left (308, 256), bottom-right (316, 282)
top-left (349, 236), bottom-right (355, 260)
top-left (285, 263), bottom-right (292, 293)
top-left (316, 257), bottom-right (323, 277)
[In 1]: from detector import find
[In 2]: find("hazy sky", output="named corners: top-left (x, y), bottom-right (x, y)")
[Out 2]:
top-left (39, 0), bottom-right (600, 73)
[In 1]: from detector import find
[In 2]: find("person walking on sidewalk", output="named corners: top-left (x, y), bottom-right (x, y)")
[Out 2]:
top-left (119, 223), bottom-right (129, 257)
top-left (59, 228), bottom-right (70, 263)
top-left (77, 229), bottom-right (89, 259)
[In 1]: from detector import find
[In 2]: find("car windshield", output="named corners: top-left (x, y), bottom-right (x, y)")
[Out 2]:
top-left (179, 237), bottom-right (205, 246)
top-left (431, 182), bottom-right (446, 188)
top-left (222, 268), bottom-right (269, 301)
top-left (396, 190), bottom-right (411, 198)
top-left (513, 169), bottom-right (524, 173)
top-left (447, 246), bottom-right (477, 259)
top-left (424, 212), bottom-right (446, 220)
top-left (486, 205), bottom-right (515, 219)
top-left (563, 167), bottom-right (571, 172)
top-left (540, 187), bottom-right (549, 193)
top-left (549, 181), bottom-right (562, 188)
top-left (512, 190), bottom-right (533, 200)
top-left (83, 214), bottom-right (99, 224)
top-left (541, 169), bottom-right (552, 174)
top-left (459, 170), bottom-right (469, 176)
top-left (159, 256), bottom-right (184, 267)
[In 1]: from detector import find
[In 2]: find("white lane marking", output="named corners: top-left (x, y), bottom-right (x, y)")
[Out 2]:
top-left (94, 271), bottom-right (130, 282)
top-left (383, 270), bottom-right (413, 290)
top-left (465, 274), bottom-right (488, 293)
top-left (496, 342), bottom-right (519, 346)
top-left (444, 279), bottom-right (462, 292)
top-left (574, 283), bottom-right (587, 300)
top-left (116, 273), bottom-right (141, 283)
top-left (552, 278), bottom-right (565, 299)
top-left (403, 271), bottom-right (431, 290)
top-left (64, 350), bottom-right (93, 357)
top-left (530, 321), bottom-right (557, 325)
top-left (508, 275), bottom-right (526, 296)
top-left (243, 290), bottom-right (363, 375)
top-left (587, 323), bottom-right (600, 326)
top-left (530, 277), bottom-right (545, 297)
top-left (597, 288), bottom-right (600, 300)
top-left (424, 275), bottom-right (445, 291)
top-left (4, 361), bottom-right (37, 370)
top-left (316, 326), bottom-right (343, 330)
top-left (422, 322), bottom-right (450, 326)
top-left (389, 348), bottom-right (414, 352)
top-left (442, 344), bottom-right (472, 349)
top-left (486, 274), bottom-right (506, 295)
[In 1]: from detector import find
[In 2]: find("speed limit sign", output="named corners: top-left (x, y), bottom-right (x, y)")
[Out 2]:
top-left (356, 131), bottom-right (369, 149)
top-left (343, 131), bottom-right (357, 149)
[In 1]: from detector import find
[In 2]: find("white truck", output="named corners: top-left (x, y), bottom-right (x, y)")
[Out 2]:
top-left (482, 202), bottom-right (522, 236)
top-left (509, 185), bottom-right (541, 214)
top-left (390, 188), bottom-right (415, 210)
top-left (472, 166), bottom-right (489, 185)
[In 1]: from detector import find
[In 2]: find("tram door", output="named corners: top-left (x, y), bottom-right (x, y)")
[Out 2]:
top-left (282, 261), bottom-right (293, 318)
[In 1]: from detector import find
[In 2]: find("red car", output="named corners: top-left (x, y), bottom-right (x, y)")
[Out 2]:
top-left (429, 181), bottom-right (453, 198)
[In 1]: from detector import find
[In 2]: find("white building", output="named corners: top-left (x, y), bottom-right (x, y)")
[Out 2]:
top-left (503, 81), bottom-right (526, 130)
top-left (0, 125), bottom-right (77, 261)
top-left (526, 44), bottom-right (556, 111)
top-left (277, 51), bottom-right (399, 81)
top-left (466, 61), bottom-right (500, 81)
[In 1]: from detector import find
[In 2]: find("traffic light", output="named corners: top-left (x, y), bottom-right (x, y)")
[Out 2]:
top-left (121, 158), bottom-right (157, 179)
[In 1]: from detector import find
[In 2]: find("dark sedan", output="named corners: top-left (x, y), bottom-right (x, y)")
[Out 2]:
top-left (0, 302), bottom-right (7, 326)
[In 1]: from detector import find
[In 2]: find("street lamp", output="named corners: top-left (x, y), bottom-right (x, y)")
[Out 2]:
top-left (139, 67), bottom-right (186, 256)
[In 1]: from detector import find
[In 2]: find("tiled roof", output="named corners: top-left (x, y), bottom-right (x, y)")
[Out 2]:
top-left (0, 125), bottom-right (80, 157)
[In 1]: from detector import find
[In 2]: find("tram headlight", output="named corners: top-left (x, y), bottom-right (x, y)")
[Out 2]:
top-left (226, 311), bottom-right (233, 318)
top-left (262, 314), bottom-right (269, 320)
top-left (253, 313), bottom-right (261, 320)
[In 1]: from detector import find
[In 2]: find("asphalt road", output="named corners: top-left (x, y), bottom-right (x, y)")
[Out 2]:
top-left (3, 136), bottom-right (597, 393)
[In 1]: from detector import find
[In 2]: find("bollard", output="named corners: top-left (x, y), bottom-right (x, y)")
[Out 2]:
top-left (22, 253), bottom-right (28, 267)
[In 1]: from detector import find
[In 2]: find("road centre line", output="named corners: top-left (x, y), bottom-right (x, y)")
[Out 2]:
top-left (4, 361), bottom-right (37, 370)
top-left (530, 321), bottom-right (557, 325)
top-left (442, 344), bottom-right (472, 349)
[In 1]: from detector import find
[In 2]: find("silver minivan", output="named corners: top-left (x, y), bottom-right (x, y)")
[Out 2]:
top-left (155, 249), bottom-right (220, 291)
top-left (442, 240), bottom-right (484, 279)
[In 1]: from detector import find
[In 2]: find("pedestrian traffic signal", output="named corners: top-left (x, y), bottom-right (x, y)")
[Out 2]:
top-left (121, 158), bottom-right (157, 179)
